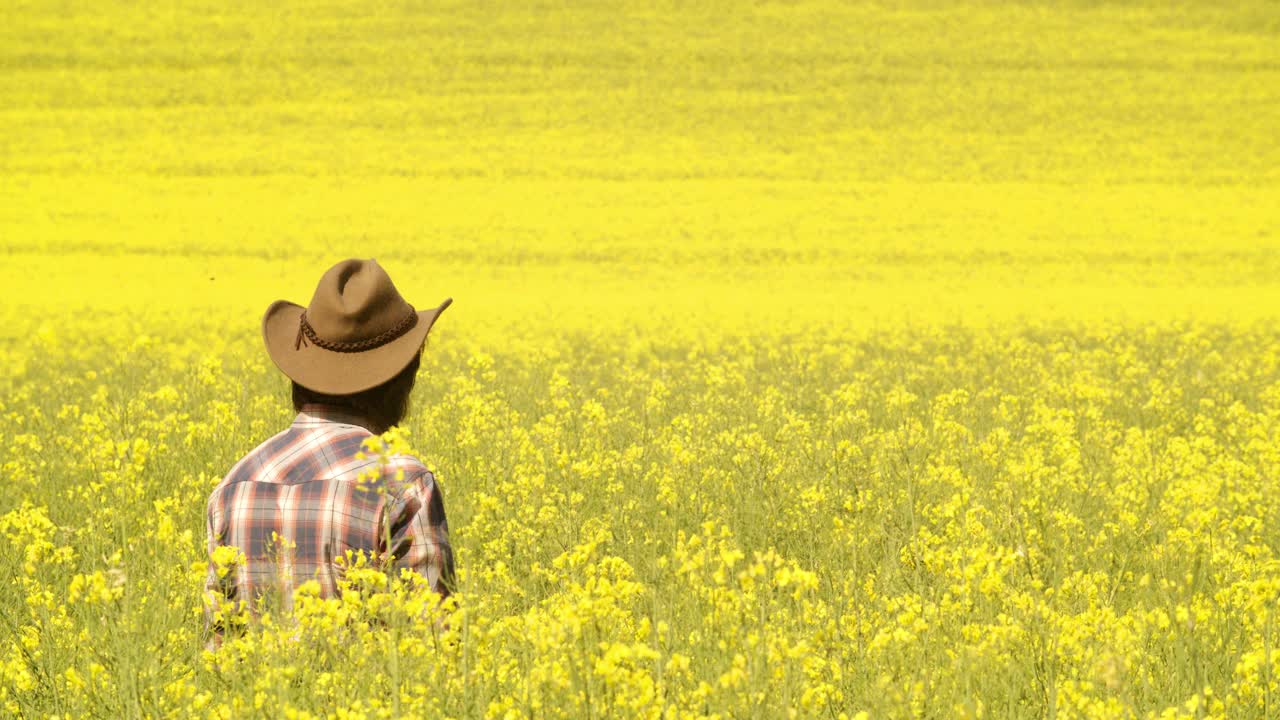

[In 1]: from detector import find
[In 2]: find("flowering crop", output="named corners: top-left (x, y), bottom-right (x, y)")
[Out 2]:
top-left (2, 0), bottom-right (1279, 718)
top-left (4, 319), bottom-right (1280, 718)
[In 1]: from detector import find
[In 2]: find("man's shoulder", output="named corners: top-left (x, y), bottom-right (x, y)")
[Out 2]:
top-left (214, 425), bottom-right (294, 485)
top-left (210, 421), bottom-right (364, 490)
top-left (210, 420), bottom-right (431, 496)
top-left (382, 452), bottom-right (434, 483)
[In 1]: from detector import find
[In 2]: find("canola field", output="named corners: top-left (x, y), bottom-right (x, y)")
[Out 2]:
top-left (3, 1), bottom-right (1280, 718)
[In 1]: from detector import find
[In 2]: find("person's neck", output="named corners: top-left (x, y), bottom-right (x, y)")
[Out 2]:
top-left (298, 403), bottom-right (384, 434)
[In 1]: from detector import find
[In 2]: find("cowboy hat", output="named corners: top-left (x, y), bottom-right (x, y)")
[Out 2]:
top-left (262, 258), bottom-right (451, 394)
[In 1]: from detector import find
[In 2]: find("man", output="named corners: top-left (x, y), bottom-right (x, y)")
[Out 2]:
top-left (204, 258), bottom-right (455, 642)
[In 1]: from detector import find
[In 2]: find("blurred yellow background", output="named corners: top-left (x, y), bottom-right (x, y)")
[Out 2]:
top-left (2, 0), bottom-right (1277, 333)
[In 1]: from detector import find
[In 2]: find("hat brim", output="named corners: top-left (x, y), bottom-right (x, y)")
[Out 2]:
top-left (262, 297), bottom-right (452, 395)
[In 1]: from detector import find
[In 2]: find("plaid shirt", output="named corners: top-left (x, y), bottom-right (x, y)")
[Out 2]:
top-left (204, 404), bottom-right (454, 632)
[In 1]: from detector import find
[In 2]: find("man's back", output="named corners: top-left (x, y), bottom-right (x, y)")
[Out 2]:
top-left (203, 258), bottom-right (454, 639)
top-left (204, 404), bottom-right (454, 622)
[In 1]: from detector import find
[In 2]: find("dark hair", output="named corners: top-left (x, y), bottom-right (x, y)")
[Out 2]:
top-left (292, 352), bottom-right (421, 434)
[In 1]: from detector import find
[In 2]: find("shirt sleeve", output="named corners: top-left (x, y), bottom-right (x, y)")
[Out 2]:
top-left (381, 470), bottom-right (456, 599)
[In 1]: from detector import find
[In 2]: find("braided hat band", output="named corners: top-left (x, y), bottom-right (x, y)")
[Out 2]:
top-left (294, 305), bottom-right (418, 352)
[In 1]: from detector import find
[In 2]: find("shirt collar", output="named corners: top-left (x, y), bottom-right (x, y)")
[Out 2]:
top-left (293, 403), bottom-right (377, 433)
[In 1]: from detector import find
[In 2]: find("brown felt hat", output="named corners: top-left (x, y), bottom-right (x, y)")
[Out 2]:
top-left (263, 259), bottom-right (452, 395)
